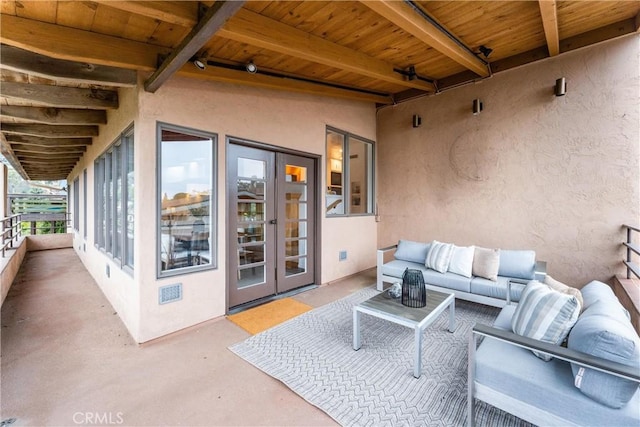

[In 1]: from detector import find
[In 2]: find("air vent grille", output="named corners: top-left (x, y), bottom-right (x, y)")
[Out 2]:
top-left (159, 283), bottom-right (182, 305)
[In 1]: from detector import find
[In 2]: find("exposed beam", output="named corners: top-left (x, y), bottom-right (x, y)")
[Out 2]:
top-left (145, 1), bottom-right (245, 93)
top-left (539, 0), bottom-right (560, 56)
top-left (5, 135), bottom-right (92, 147)
top-left (0, 14), bottom-right (168, 71)
top-left (12, 145), bottom-right (87, 155)
top-left (0, 133), bottom-right (29, 180)
top-left (1, 82), bottom-right (118, 109)
top-left (218, 9), bottom-right (436, 92)
top-left (1, 124), bottom-right (98, 138)
top-left (636, 11), bottom-right (640, 32)
top-left (93, 1), bottom-right (198, 27)
top-left (0, 44), bottom-right (137, 87)
top-left (178, 63), bottom-right (393, 105)
top-left (17, 153), bottom-right (81, 161)
top-left (361, 1), bottom-right (489, 77)
top-left (0, 105), bottom-right (107, 125)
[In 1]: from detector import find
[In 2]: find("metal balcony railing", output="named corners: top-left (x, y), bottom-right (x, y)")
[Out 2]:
top-left (8, 193), bottom-right (70, 236)
top-left (623, 224), bottom-right (640, 280)
top-left (1, 214), bottom-right (21, 257)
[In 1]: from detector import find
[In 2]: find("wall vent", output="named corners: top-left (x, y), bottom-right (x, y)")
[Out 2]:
top-left (159, 283), bottom-right (182, 305)
top-left (339, 250), bottom-right (347, 261)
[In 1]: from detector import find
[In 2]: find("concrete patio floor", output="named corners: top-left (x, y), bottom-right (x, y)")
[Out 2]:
top-left (1, 248), bottom-right (375, 426)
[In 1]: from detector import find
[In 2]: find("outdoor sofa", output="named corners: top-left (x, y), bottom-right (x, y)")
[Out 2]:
top-left (468, 280), bottom-right (640, 426)
top-left (377, 239), bottom-right (547, 307)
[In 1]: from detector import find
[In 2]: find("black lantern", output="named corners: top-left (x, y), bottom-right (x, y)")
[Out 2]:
top-left (402, 268), bottom-right (426, 308)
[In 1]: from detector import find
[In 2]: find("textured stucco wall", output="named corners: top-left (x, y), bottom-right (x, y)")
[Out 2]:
top-left (376, 36), bottom-right (640, 287)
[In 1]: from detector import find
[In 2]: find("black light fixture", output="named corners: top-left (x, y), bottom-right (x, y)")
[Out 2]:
top-left (412, 114), bottom-right (422, 128)
top-left (478, 45), bottom-right (493, 58)
top-left (191, 57), bottom-right (206, 70)
top-left (407, 65), bottom-right (417, 81)
top-left (554, 77), bottom-right (567, 96)
top-left (246, 61), bottom-right (257, 74)
top-left (472, 98), bottom-right (483, 115)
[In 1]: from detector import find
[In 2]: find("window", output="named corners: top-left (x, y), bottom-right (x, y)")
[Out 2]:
top-left (94, 125), bottom-right (134, 272)
top-left (157, 123), bottom-right (216, 277)
top-left (83, 169), bottom-right (87, 239)
top-left (326, 127), bottom-right (374, 216)
top-left (73, 177), bottom-right (80, 232)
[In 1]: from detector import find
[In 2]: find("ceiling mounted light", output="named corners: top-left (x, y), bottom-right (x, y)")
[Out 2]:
top-left (478, 45), bottom-right (493, 58)
top-left (192, 57), bottom-right (206, 70)
top-left (246, 61), bottom-right (257, 74)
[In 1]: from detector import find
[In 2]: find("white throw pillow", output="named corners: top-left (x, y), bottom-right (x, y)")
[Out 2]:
top-left (472, 247), bottom-right (500, 281)
top-left (425, 240), bottom-right (454, 274)
top-left (448, 245), bottom-right (475, 278)
top-left (511, 280), bottom-right (581, 361)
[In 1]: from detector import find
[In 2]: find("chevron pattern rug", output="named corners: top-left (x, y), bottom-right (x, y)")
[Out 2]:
top-left (229, 286), bottom-right (533, 427)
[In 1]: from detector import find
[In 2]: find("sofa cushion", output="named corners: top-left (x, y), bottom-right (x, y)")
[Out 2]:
top-left (567, 300), bottom-right (640, 408)
top-left (394, 240), bottom-right (431, 264)
top-left (545, 275), bottom-right (584, 311)
top-left (425, 240), bottom-right (454, 274)
top-left (470, 276), bottom-right (525, 303)
top-left (498, 249), bottom-right (536, 280)
top-left (511, 281), bottom-right (580, 361)
top-left (422, 268), bottom-right (471, 293)
top-left (448, 245), bottom-right (475, 278)
top-left (472, 247), bottom-right (500, 281)
top-left (580, 280), bottom-right (623, 312)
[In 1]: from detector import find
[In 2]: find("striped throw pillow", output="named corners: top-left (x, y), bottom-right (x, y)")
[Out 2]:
top-left (511, 280), bottom-right (581, 361)
top-left (425, 240), bottom-right (454, 274)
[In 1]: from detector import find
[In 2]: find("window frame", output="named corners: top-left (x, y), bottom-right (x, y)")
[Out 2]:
top-left (94, 124), bottom-right (134, 274)
top-left (325, 126), bottom-right (375, 217)
top-left (83, 168), bottom-right (87, 240)
top-left (156, 122), bottom-right (218, 279)
top-left (72, 177), bottom-right (80, 232)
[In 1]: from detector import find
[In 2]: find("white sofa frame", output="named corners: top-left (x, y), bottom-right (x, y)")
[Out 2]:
top-left (376, 244), bottom-right (547, 308)
top-left (468, 323), bottom-right (640, 426)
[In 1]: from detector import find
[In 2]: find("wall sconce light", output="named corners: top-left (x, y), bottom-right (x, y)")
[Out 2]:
top-left (554, 77), bottom-right (567, 96)
top-left (191, 57), bottom-right (206, 70)
top-left (472, 99), bottom-right (483, 115)
top-left (412, 114), bottom-right (422, 128)
top-left (246, 61), bottom-right (258, 74)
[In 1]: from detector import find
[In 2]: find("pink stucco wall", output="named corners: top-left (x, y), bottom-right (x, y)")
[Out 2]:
top-left (376, 36), bottom-right (640, 287)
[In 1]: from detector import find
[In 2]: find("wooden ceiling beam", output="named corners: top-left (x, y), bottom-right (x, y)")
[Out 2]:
top-left (0, 132), bottom-right (29, 180)
top-left (178, 63), bottom-right (393, 105)
top-left (218, 9), bottom-right (436, 93)
top-left (145, 1), bottom-right (245, 93)
top-left (17, 153), bottom-right (81, 161)
top-left (1, 123), bottom-right (98, 138)
top-left (20, 159), bottom-right (78, 165)
top-left (93, 1), bottom-right (199, 28)
top-left (0, 105), bottom-right (107, 125)
top-left (1, 82), bottom-right (118, 109)
top-left (5, 135), bottom-right (92, 147)
top-left (361, 1), bottom-right (489, 78)
top-left (539, 0), bottom-right (560, 56)
top-left (0, 14), bottom-right (168, 71)
top-left (12, 145), bottom-right (86, 155)
top-left (0, 44), bottom-right (137, 87)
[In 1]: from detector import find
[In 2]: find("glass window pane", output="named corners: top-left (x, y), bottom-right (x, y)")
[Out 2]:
top-left (238, 266), bottom-right (265, 288)
top-left (326, 130), bottom-right (344, 215)
top-left (114, 144), bottom-right (122, 259)
top-left (285, 257), bottom-right (306, 276)
top-left (238, 158), bottom-right (265, 180)
top-left (286, 239), bottom-right (306, 257)
top-left (349, 136), bottom-right (372, 215)
top-left (237, 179), bottom-right (265, 201)
top-left (159, 127), bottom-right (215, 275)
top-left (286, 221), bottom-right (306, 238)
top-left (125, 135), bottom-right (135, 268)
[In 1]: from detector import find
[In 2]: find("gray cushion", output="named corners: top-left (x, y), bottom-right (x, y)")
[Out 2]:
top-left (470, 276), bottom-right (524, 303)
top-left (498, 249), bottom-right (536, 280)
top-left (567, 300), bottom-right (640, 408)
top-left (382, 260), bottom-right (471, 293)
top-left (393, 240), bottom-right (431, 264)
top-left (580, 280), bottom-right (620, 310)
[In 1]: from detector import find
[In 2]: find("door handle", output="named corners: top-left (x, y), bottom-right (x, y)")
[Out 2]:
top-left (269, 219), bottom-right (277, 225)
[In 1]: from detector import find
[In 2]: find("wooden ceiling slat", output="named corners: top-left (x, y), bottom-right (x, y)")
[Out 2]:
top-left (93, 1), bottom-right (199, 28)
top-left (56, 1), bottom-right (97, 31)
top-left (16, 0), bottom-right (57, 23)
top-left (0, 105), bottom-right (107, 125)
top-left (5, 135), bottom-right (92, 147)
top-left (1, 82), bottom-right (118, 109)
top-left (12, 144), bottom-right (87, 154)
top-left (539, 0), bottom-right (560, 56)
top-left (1, 123), bottom-right (99, 138)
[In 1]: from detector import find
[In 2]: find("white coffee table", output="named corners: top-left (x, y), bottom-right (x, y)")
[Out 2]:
top-left (353, 289), bottom-right (456, 378)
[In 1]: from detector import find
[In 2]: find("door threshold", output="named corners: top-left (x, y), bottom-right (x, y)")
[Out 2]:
top-left (228, 284), bottom-right (318, 315)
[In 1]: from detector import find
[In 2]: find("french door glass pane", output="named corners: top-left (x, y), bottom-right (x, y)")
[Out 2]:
top-left (238, 266), bottom-right (265, 289)
top-left (285, 257), bottom-right (306, 277)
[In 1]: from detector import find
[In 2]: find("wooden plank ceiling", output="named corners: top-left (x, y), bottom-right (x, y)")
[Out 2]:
top-left (1, 0), bottom-right (639, 181)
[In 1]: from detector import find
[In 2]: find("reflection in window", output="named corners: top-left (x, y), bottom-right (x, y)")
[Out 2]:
top-left (326, 128), bottom-right (374, 216)
top-left (158, 124), bottom-right (216, 276)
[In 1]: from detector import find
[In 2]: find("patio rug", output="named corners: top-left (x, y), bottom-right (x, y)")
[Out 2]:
top-left (229, 286), bottom-right (533, 427)
top-left (227, 298), bottom-right (313, 335)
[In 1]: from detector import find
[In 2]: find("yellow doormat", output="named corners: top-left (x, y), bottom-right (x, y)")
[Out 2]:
top-left (227, 298), bottom-right (313, 335)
